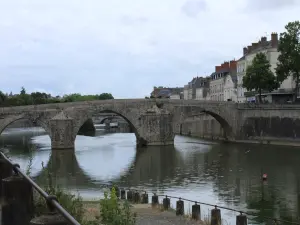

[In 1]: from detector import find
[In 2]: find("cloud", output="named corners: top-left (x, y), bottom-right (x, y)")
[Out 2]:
top-left (0, 0), bottom-right (300, 98)
top-left (245, 0), bottom-right (296, 11)
top-left (181, 0), bottom-right (207, 18)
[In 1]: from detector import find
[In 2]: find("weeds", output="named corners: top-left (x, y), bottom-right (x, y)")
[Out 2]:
top-left (32, 161), bottom-right (85, 223)
top-left (99, 187), bottom-right (137, 225)
top-left (27, 155), bottom-right (136, 225)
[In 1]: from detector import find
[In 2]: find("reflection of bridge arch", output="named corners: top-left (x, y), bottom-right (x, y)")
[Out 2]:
top-left (33, 143), bottom-right (212, 190)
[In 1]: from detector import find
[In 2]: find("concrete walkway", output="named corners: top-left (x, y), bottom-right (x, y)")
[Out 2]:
top-left (84, 202), bottom-right (204, 225)
top-left (133, 204), bottom-right (204, 225)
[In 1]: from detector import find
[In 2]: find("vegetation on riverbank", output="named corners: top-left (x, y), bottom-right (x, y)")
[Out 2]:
top-left (0, 87), bottom-right (114, 107)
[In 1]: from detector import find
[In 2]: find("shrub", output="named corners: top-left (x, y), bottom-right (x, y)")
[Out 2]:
top-left (100, 187), bottom-right (136, 225)
top-left (32, 161), bottom-right (85, 223)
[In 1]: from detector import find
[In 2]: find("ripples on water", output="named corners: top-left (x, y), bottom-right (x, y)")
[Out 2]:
top-left (1, 127), bottom-right (300, 224)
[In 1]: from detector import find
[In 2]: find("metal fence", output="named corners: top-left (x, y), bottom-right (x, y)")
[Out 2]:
top-left (0, 151), bottom-right (80, 225)
top-left (115, 187), bottom-right (300, 225)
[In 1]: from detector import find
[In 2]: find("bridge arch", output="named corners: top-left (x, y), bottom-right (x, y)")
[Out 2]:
top-left (177, 106), bottom-right (234, 140)
top-left (0, 114), bottom-right (51, 138)
top-left (73, 109), bottom-right (144, 146)
top-left (201, 110), bottom-right (233, 139)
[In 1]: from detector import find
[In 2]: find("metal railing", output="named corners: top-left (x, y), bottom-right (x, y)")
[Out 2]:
top-left (0, 151), bottom-right (81, 225)
top-left (115, 186), bottom-right (300, 225)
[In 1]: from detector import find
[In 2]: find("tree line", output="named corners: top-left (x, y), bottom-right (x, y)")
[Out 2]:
top-left (242, 20), bottom-right (300, 103)
top-left (0, 87), bottom-right (114, 107)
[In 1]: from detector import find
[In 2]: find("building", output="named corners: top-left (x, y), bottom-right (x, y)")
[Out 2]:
top-left (150, 87), bottom-right (183, 99)
top-left (237, 33), bottom-right (295, 103)
top-left (210, 61), bottom-right (237, 101)
top-left (195, 77), bottom-right (210, 100)
top-left (183, 77), bottom-right (210, 100)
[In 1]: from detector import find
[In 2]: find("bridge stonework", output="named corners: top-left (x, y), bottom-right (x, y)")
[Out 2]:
top-left (1, 99), bottom-right (300, 149)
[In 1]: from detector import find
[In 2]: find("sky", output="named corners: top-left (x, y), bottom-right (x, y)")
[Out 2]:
top-left (0, 0), bottom-right (299, 98)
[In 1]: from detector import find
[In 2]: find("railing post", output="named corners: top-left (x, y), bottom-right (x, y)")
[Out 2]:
top-left (120, 189), bottom-right (126, 200)
top-left (1, 172), bottom-right (34, 225)
top-left (176, 198), bottom-right (184, 216)
top-left (0, 158), bottom-right (13, 197)
top-left (30, 212), bottom-right (68, 225)
top-left (163, 195), bottom-right (170, 210)
top-left (152, 193), bottom-right (158, 207)
top-left (141, 191), bottom-right (148, 204)
top-left (211, 207), bottom-right (221, 225)
top-left (134, 191), bottom-right (140, 203)
top-left (127, 189), bottom-right (133, 202)
top-left (236, 213), bottom-right (247, 225)
top-left (192, 202), bottom-right (201, 220)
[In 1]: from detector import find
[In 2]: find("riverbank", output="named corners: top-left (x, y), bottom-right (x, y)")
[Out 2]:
top-left (83, 201), bottom-right (204, 225)
top-left (178, 133), bottom-right (300, 147)
top-left (180, 115), bottom-right (300, 147)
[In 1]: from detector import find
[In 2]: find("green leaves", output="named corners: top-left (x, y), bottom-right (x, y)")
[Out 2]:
top-left (276, 20), bottom-right (300, 101)
top-left (242, 52), bottom-right (279, 102)
top-left (0, 87), bottom-right (114, 107)
top-left (100, 187), bottom-right (136, 225)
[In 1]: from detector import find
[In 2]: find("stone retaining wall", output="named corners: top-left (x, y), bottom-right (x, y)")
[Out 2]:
top-left (179, 115), bottom-right (225, 140)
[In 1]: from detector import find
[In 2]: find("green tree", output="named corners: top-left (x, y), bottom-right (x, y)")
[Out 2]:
top-left (98, 93), bottom-right (114, 100)
top-left (276, 21), bottom-right (300, 102)
top-left (242, 52), bottom-right (279, 103)
top-left (20, 86), bottom-right (26, 95)
top-left (0, 91), bottom-right (7, 105)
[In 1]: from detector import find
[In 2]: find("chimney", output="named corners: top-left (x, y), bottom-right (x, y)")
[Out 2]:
top-left (251, 42), bottom-right (259, 50)
top-left (223, 61), bottom-right (230, 70)
top-left (271, 32), bottom-right (278, 47)
top-left (229, 60), bottom-right (237, 71)
top-left (261, 36), bottom-right (267, 46)
top-left (243, 47), bottom-right (248, 55)
top-left (247, 45), bottom-right (252, 53)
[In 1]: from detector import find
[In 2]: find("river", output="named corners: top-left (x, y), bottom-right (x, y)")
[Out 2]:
top-left (1, 126), bottom-right (300, 225)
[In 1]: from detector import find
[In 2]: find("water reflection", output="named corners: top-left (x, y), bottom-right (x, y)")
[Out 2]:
top-left (3, 127), bottom-right (300, 224)
top-left (34, 150), bottom-right (96, 189)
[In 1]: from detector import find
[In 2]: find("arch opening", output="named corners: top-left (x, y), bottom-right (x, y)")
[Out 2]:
top-left (181, 110), bottom-right (233, 140)
top-left (202, 110), bottom-right (233, 139)
top-left (99, 116), bottom-right (116, 124)
top-left (0, 116), bottom-right (51, 152)
top-left (78, 118), bottom-right (96, 136)
top-left (75, 109), bottom-right (140, 144)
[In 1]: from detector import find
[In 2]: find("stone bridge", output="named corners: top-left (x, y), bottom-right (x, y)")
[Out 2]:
top-left (1, 99), bottom-right (300, 149)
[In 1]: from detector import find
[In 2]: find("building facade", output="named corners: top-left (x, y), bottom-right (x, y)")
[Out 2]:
top-left (183, 77), bottom-right (210, 100)
top-left (236, 33), bottom-right (295, 103)
top-left (210, 61), bottom-right (237, 101)
top-left (150, 87), bottom-right (183, 99)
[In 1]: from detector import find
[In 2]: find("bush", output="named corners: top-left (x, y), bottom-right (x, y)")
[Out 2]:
top-left (100, 187), bottom-right (136, 225)
top-left (32, 161), bottom-right (85, 224)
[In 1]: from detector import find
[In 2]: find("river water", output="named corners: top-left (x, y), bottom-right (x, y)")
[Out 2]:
top-left (1, 126), bottom-right (300, 225)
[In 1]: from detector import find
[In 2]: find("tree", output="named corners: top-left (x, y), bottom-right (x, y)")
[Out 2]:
top-left (0, 91), bottom-right (7, 105)
top-left (242, 52), bottom-right (279, 103)
top-left (98, 93), bottom-right (114, 100)
top-left (20, 86), bottom-right (26, 95)
top-left (276, 21), bottom-right (300, 102)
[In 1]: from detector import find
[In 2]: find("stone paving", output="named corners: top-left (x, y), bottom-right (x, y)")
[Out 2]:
top-left (133, 204), bottom-right (204, 225)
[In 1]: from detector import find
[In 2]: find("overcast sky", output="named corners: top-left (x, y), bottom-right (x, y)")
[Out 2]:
top-left (0, 0), bottom-right (299, 98)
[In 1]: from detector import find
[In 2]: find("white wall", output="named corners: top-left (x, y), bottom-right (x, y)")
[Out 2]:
top-left (210, 78), bottom-right (225, 101)
top-left (195, 88), bottom-right (203, 100)
top-left (223, 75), bottom-right (237, 102)
top-left (183, 89), bottom-right (188, 100)
top-left (170, 94), bottom-right (180, 99)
